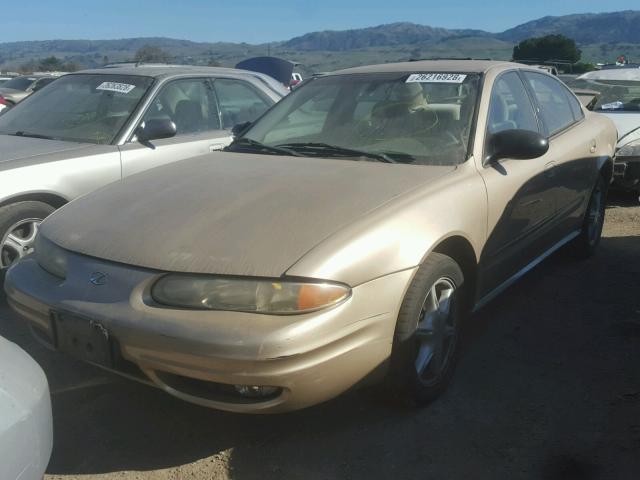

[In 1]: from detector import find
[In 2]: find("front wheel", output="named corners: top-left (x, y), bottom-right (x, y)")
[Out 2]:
top-left (0, 201), bottom-right (55, 268)
top-left (391, 252), bottom-right (465, 405)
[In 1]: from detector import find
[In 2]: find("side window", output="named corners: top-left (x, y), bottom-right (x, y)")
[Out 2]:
top-left (213, 79), bottom-right (272, 129)
top-left (142, 78), bottom-right (220, 136)
top-left (523, 72), bottom-right (576, 135)
top-left (564, 87), bottom-right (584, 121)
top-left (487, 71), bottom-right (539, 135)
top-left (32, 77), bottom-right (56, 92)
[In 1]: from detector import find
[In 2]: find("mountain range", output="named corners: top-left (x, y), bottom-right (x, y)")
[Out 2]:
top-left (1, 10), bottom-right (639, 74)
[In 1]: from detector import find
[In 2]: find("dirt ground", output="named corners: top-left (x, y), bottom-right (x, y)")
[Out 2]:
top-left (1, 192), bottom-right (639, 480)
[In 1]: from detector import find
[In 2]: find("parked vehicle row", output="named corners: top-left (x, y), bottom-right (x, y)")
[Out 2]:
top-left (0, 73), bottom-right (63, 114)
top-left (4, 60), bottom-right (617, 413)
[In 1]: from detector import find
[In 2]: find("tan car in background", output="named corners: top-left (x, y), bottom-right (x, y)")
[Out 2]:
top-left (6, 61), bottom-right (617, 413)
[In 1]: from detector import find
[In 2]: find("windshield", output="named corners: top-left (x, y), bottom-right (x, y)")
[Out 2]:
top-left (567, 78), bottom-right (640, 112)
top-left (0, 74), bottom-right (154, 144)
top-left (2, 77), bottom-right (36, 91)
top-left (238, 72), bottom-right (480, 165)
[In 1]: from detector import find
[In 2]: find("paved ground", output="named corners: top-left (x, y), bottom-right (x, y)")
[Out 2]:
top-left (1, 192), bottom-right (639, 480)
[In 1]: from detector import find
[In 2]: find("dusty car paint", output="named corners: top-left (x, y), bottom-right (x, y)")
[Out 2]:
top-left (6, 61), bottom-right (618, 413)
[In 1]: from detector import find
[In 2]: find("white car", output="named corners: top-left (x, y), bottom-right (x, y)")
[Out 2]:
top-left (0, 336), bottom-right (53, 480)
top-left (575, 68), bottom-right (640, 192)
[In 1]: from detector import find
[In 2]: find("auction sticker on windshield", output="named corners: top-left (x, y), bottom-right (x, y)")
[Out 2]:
top-left (96, 82), bottom-right (136, 94)
top-left (406, 73), bottom-right (467, 83)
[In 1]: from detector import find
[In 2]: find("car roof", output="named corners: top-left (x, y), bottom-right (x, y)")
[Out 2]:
top-left (69, 64), bottom-right (289, 96)
top-left (578, 68), bottom-right (640, 81)
top-left (76, 64), bottom-right (271, 80)
top-left (15, 73), bottom-right (63, 78)
top-left (332, 60), bottom-right (520, 75)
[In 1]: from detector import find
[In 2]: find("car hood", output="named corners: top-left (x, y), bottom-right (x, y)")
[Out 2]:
top-left (601, 113), bottom-right (640, 146)
top-left (42, 153), bottom-right (453, 278)
top-left (0, 134), bottom-right (92, 167)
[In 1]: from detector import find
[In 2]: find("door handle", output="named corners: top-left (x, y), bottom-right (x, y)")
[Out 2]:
top-left (209, 144), bottom-right (224, 152)
top-left (589, 139), bottom-right (597, 153)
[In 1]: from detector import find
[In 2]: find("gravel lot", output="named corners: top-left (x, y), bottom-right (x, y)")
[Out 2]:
top-left (1, 192), bottom-right (639, 480)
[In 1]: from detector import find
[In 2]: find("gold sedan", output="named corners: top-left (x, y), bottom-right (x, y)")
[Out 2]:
top-left (5, 61), bottom-right (617, 413)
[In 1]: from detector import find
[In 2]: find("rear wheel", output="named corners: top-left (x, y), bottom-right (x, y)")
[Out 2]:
top-left (391, 252), bottom-right (465, 405)
top-left (0, 201), bottom-right (55, 268)
top-left (571, 175), bottom-right (607, 259)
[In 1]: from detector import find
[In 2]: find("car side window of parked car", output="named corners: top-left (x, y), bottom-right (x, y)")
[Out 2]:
top-left (142, 78), bottom-right (220, 135)
top-left (487, 71), bottom-right (539, 136)
top-left (522, 72), bottom-right (579, 136)
top-left (213, 79), bottom-right (272, 129)
top-left (32, 77), bottom-right (56, 92)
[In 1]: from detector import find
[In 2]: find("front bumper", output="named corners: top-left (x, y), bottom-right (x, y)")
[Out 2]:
top-left (5, 254), bottom-right (414, 413)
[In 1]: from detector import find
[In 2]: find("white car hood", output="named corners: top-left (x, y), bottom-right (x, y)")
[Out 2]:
top-left (0, 336), bottom-right (52, 480)
top-left (601, 113), bottom-right (640, 147)
top-left (0, 134), bottom-right (91, 167)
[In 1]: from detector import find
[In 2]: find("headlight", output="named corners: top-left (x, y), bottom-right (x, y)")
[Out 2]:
top-left (617, 139), bottom-right (640, 157)
top-left (35, 234), bottom-right (67, 279)
top-left (151, 275), bottom-right (351, 314)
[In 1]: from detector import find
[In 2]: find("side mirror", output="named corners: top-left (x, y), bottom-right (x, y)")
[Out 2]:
top-left (487, 129), bottom-right (549, 163)
top-left (232, 121), bottom-right (252, 137)
top-left (136, 119), bottom-right (177, 143)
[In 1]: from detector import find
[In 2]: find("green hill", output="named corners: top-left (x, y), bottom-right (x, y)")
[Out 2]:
top-left (1, 10), bottom-right (639, 74)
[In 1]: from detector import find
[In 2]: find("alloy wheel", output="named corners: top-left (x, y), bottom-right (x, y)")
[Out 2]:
top-left (1, 218), bottom-right (41, 268)
top-left (414, 277), bottom-right (458, 386)
top-left (587, 181), bottom-right (605, 246)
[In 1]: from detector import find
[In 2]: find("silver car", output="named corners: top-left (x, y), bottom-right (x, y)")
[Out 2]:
top-left (0, 65), bottom-right (287, 268)
top-left (0, 336), bottom-right (53, 479)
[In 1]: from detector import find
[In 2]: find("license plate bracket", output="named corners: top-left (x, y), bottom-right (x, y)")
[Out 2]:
top-left (51, 311), bottom-right (114, 368)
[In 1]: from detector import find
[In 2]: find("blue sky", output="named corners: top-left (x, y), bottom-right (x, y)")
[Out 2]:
top-left (1, 0), bottom-right (638, 43)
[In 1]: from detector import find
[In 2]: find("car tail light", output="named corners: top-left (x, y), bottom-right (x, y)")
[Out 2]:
top-left (0, 95), bottom-right (8, 105)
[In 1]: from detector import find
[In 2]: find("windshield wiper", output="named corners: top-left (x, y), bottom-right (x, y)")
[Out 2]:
top-left (274, 142), bottom-right (397, 163)
top-left (10, 131), bottom-right (55, 140)
top-left (226, 137), bottom-right (301, 156)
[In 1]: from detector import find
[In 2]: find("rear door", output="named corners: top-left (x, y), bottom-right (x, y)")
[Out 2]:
top-left (521, 71), bottom-right (599, 235)
top-left (119, 77), bottom-right (232, 177)
top-left (477, 70), bottom-right (559, 296)
top-left (212, 78), bottom-right (273, 130)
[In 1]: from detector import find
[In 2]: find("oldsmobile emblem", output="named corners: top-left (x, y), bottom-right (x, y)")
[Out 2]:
top-left (89, 271), bottom-right (107, 286)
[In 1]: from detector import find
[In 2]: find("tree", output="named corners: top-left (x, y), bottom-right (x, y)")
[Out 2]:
top-left (512, 35), bottom-right (581, 64)
top-left (133, 45), bottom-right (172, 64)
top-left (38, 55), bottom-right (65, 71)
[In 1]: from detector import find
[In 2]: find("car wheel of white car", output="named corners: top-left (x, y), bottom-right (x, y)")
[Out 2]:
top-left (392, 252), bottom-right (465, 405)
top-left (0, 201), bottom-right (55, 268)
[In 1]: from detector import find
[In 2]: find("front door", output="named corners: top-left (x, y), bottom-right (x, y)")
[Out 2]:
top-left (119, 77), bottom-right (232, 178)
top-left (477, 71), bottom-right (559, 297)
top-left (521, 71), bottom-right (600, 235)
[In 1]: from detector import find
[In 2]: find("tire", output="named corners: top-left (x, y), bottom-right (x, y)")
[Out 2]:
top-left (391, 252), bottom-right (465, 405)
top-left (570, 174), bottom-right (608, 259)
top-left (0, 201), bottom-right (55, 268)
